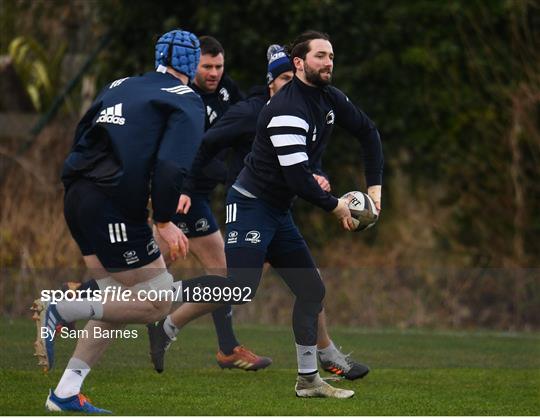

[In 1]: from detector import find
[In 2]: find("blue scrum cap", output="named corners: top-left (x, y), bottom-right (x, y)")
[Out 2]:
top-left (155, 30), bottom-right (200, 80)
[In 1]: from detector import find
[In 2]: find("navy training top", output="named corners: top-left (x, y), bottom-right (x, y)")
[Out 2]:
top-left (61, 70), bottom-right (205, 222)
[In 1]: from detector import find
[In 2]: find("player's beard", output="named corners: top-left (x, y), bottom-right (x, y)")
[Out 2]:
top-left (304, 62), bottom-right (332, 87)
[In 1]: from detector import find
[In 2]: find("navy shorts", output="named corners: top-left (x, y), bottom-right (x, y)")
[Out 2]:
top-left (224, 187), bottom-right (307, 257)
top-left (170, 193), bottom-right (219, 238)
top-left (64, 180), bottom-right (161, 271)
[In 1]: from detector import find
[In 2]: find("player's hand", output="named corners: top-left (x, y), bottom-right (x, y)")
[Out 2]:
top-left (176, 194), bottom-right (191, 214)
top-left (332, 197), bottom-right (355, 231)
top-left (367, 185), bottom-right (382, 214)
top-left (313, 174), bottom-right (331, 192)
top-left (156, 221), bottom-right (189, 261)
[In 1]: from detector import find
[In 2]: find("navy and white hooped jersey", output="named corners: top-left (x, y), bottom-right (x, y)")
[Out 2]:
top-left (185, 84), bottom-right (330, 191)
top-left (61, 70), bottom-right (205, 223)
top-left (237, 76), bottom-right (384, 212)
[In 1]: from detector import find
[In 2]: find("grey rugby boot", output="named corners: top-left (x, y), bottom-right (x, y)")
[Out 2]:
top-left (318, 348), bottom-right (370, 380)
top-left (295, 373), bottom-right (354, 399)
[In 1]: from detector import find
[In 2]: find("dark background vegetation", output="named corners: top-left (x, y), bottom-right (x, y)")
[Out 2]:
top-left (1, 0), bottom-right (539, 329)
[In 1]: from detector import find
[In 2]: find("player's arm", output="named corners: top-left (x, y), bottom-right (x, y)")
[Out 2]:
top-left (194, 152), bottom-right (228, 185)
top-left (310, 156), bottom-right (331, 191)
top-left (223, 74), bottom-right (245, 104)
top-left (333, 89), bottom-right (384, 210)
top-left (151, 99), bottom-right (205, 223)
top-left (311, 154), bottom-right (328, 178)
top-left (267, 114), bottom-right (339, 211)
top-left (152, 98), bottom-right (205, 258)
top-left (266, 113), bottom-right (354, 228)
top-left (186, 99), bottom-right (258, 189)
top-left (61, 81), bottom-right (125, 187)
top-left (68, 81), bottom-right (113, 148)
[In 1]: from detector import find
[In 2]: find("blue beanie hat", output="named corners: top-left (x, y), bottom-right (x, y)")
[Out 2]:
top-left (155, 30), bottom-right (200, 80)
top-left (266, 44), bottom-right (293, 85)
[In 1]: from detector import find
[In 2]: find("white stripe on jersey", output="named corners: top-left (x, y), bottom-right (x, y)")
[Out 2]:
top-left (168, 86), bottom-right (192, 93)
top-left (161, 85), bottom-right (194, 95)
top-left (267, 115), bottom-right (309, 132)
top-left (277, 152), bottom-right (309, 166)
top-left (270, 134), bottom-right (306, 147)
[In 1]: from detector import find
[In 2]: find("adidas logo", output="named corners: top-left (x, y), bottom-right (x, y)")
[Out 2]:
top-left (233, 360), bottom-right (254, 369)
top-left (207, 105), bottom-right (217, 124)
top-left (97, 103), bottom-right (125, 125)
top-left (161, 85), bottom-right (194, 96)
top-left (109, 77), bottom-right (129, 89)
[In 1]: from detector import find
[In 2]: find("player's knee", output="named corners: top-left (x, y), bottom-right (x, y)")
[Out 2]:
top-left (135, 271), bottom-right (174, 319)
top-left (296, 299), bottom-right (323, 317)
top-left (234, 284), bottom-right (258, 305)
top-left (231, 277), bottom-right (260, 305)
top-left (147, 300), bottom-right (172, 322)
top-left (202, 274), bottom-right (258, 305)
top-left (315, 280), bottom-right (326, 302)
top-left (300, 278), bottom-right (325, 303)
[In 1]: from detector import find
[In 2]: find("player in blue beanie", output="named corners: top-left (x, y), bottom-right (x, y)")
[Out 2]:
top-left (266, 44), bottom-right (293, 85)
top-left (148, 35), bottom-right (272, 374)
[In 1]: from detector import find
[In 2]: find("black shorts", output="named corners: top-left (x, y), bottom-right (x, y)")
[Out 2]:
top-left (170, 193), bottom-right (219, 238)
top-left (224, 188), bottom-right (307, 256)
top-left (64, 180), bottom-right (161, 271)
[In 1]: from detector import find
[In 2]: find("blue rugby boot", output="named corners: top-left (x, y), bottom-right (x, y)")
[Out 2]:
top-left (45, 389), bottom-right (112, 413)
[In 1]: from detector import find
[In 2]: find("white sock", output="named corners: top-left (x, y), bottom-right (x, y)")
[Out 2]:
top-left (296, 343), bottom-right (318, 374)
top-left (96, 276), bottom-right (119, 290)
top-left (55, 358), bottom-right (90, 398)
top-left (171, 281), bottom-right (183, 302)
top-left (56, 300), bottom-right (103, 322)
top-left (317, 340), bottom-right (339, 362)
top-left (297, 371), bottom-right (322, 384)
top-left (163, 315), bottom-right (180, 339)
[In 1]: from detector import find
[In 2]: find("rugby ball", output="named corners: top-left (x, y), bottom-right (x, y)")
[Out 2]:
top-left (341, 191), bottom-right (379, 231)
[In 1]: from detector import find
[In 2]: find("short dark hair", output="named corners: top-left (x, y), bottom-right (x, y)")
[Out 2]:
top-left (289, 30), bottom-right (330, 61)
top-left (199, 35), bottom-right (224, 57)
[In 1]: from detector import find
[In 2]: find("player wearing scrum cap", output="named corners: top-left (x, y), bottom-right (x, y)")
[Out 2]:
top-left (36, 29), bottom-right (205, 413)
top-left (149, 44), bottom-right (371, 381)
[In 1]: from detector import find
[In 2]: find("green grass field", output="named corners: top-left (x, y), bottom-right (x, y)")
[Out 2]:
top-left (0, 319), bottom-right (539, 415)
